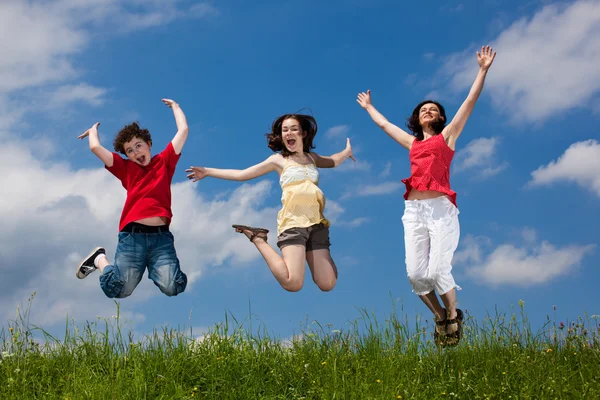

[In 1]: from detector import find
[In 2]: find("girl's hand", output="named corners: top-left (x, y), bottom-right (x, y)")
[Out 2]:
top-left (185, 166), bottom-right (208, 182)
top-left (78, 122), bottom-right (100, 139)
top-left (346, 138), bottom-right (356, 162)
top-left (162, 98), bottom-right (179, 108)
top-left (477, 45), bottom-right (496, 71)
top-left (356, 90), bottom-right (373, 109)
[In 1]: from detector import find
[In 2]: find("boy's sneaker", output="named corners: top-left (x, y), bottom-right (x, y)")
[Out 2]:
top-left (76, 247), bottom-right (105, 279)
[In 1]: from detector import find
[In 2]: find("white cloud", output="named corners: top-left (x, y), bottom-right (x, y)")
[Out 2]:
top-left (521, 227), bottom-right (537, 244)
top-left (344, 181), bottom-right (403, 198)
top-left (48, 83), bottom-right (109, 107)
top-left (454, 137), bottom-right (508, 178)
top-left (380, 161), bottom-right (392, 178)
top-left (455, 230), bottom-right (595, 287)
top-left (0, 1), bottom-right (217, 94)
top-left (528, 139), bottom-right (600, 196)
top-left (338, 217), bottom-right (370, 228)
top-left (335, 160), bottom-right (371, 172)
top-left (325, 125), bottom-right (350, 139)
top-left (0, 134), bottom-right (277, 328)
top-left (443, 0), bottom-right (600, 123)
top-left (440, 4), bottom-right (464, 13)
top-left (325, 200), bottom-right (345, 223)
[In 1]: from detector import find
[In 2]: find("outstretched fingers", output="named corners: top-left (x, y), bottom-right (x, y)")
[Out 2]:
top-left (346, 138), bottom-right (356, 162)
top-left (78, 122), bottom-right (100, 139)
top-left (477, 45), bottom-right (496, 69)
top-left (356, 89), bottom-right (372, 108)
top-left (185, 166), bottom-right (206, 182)
top-left (162, 98), bottom-right (176, 108)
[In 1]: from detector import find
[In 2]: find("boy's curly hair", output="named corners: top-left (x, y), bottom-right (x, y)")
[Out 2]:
top-left (113, 122), bottom-right (152, 154)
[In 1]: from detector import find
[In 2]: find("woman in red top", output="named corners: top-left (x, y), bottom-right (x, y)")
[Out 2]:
top-left (357, 46), bottom-right (496, 346)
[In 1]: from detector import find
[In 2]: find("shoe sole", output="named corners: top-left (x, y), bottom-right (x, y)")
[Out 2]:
top-left (76, 246), bottom-right (105, 279)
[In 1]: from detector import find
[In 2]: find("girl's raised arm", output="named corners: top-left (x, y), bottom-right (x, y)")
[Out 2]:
top-left (311, 138), bottom-right (355, 168)
top-left (186, 154), bottom-right (280, 182)
top-left (357, 90), bottom-right (415, 150)
top-left (443, 45), bottom-right (496, 143)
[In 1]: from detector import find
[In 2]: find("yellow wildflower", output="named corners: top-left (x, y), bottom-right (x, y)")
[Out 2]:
top-left (376, 379), bottom-right (381, 383)
top-left (546, 348), bottom-right (553, 353)
top-left (321, 361), bottom-right (326, 365)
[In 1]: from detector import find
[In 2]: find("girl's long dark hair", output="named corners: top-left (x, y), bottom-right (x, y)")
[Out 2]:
top-left (406, 100), bottom-right (447, 141)
top-left (265, 113), bottom-right (317, 157)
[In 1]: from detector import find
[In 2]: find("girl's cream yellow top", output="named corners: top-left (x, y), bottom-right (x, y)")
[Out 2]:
top-left (276, 153), bottom-right (330, 235)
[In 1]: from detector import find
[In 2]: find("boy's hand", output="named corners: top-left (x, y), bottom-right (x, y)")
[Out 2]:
top-left (162, 98), bottom-right (179, 108)
top-left (185, 166), bottom-right (208, 182)
top-left (78, 122), bottom-right (100, 139)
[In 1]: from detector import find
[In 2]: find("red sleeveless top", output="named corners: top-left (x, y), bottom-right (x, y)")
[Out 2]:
top-left (401, 133), bottom-right (457, 206)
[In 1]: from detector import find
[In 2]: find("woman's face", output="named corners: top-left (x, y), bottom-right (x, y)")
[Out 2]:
top-left (419, 103), bottom-right (444, 127)
top-left (281, 118), bottom-right (305, 153)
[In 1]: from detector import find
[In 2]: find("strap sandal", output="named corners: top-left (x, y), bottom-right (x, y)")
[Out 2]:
top-left (433, 308), bottom-right (448, 347)
top-left (444, 308), bottom-right (464, 347)
top-left (232, 225), bottom-right (269, 243)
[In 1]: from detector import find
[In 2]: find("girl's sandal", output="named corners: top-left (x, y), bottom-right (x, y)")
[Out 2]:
top-left (433, 309), bottom-right (448, 347)
top-left (232, 225), bottom-right (269, 243)
top-left (444, 308), bottom-right (464, 347)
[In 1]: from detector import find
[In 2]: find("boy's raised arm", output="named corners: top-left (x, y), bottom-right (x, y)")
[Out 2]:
top-left (163, 98), bottom-right (188, 155)
top-left (78, 122), bottom-right (114, 167)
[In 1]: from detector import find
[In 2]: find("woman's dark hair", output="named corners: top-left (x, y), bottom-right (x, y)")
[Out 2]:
top-left (113, 122), bottom-right (152, 154)
top-left (406, 100), bottom-right (447, 141)
top-left (265, 113), bottom-right (317, 157)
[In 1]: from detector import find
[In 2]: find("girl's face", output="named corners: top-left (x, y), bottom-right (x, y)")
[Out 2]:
top-left (281, 118), bottom-right (305, 153)
top-left (419, 103), bottom-right (444, 127)
top-left (123, 137), bottom-right (152, 166)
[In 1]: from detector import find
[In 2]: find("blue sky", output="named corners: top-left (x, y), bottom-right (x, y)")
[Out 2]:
top-left (1, 0), bottom-right (599, 341)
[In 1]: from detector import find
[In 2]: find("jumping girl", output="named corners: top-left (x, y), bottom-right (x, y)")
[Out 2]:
top-left (357, 46), bottom-right (497, 346)
top-left (186, 113), bottom-right (355, 292)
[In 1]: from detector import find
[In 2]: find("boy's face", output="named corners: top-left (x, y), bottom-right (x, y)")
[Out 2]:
top-left (123, 137), bottom-right (152, 166)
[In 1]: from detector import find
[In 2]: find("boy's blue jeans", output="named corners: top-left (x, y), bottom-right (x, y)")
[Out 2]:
top-left (99, 230), bottom-right (187, 298)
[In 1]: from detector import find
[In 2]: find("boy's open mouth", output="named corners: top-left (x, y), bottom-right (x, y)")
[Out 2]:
top-left (137, 155), bottom-right (146, 164)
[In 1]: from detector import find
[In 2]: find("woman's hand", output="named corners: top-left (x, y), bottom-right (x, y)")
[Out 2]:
top-left (356, 90), bottom-right (373, 109)
top-left (185, 166), bottom-right (208, 182)
top-left (477, 45), bottom-right (496, 71)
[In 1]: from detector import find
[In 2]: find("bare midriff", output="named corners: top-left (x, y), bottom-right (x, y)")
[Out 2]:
top-left (406, 189), bottom-right (448, 201)
top-left (134, 216), bottom-right (169, 226)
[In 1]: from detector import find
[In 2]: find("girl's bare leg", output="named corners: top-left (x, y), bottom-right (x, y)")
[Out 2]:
top-left (306, 249), bottom-right (338, 292)
top-left (419, 291), bottom-right (446, 321)
top-left (238, 229), bottom-right (306, 291)
top-left (440, 288), bottom-right (458, 334)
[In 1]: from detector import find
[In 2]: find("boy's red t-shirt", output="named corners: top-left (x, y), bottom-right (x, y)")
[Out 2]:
top-left (106, 142), bottom-right (180, 232)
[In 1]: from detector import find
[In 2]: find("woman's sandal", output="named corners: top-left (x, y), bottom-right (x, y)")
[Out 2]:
top-left (232, 225), bottom-right (269, 242)
top-left (434, 308), bottom-right (448, 347)
top-left (444, 308), bottom-right (464, 347)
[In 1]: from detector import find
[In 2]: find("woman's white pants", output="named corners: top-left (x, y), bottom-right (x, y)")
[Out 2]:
top-left (401, 196), bottom-right (461, 296)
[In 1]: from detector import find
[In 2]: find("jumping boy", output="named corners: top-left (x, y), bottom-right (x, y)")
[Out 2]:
top-left (76, 99), bottom-right (188, 298)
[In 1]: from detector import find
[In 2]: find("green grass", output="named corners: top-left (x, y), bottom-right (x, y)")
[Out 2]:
top-left (1, 296), bottom-right (599, 399)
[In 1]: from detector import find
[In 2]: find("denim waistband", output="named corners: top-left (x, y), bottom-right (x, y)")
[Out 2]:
top-left (121, 222), bottom-right (170, 234)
